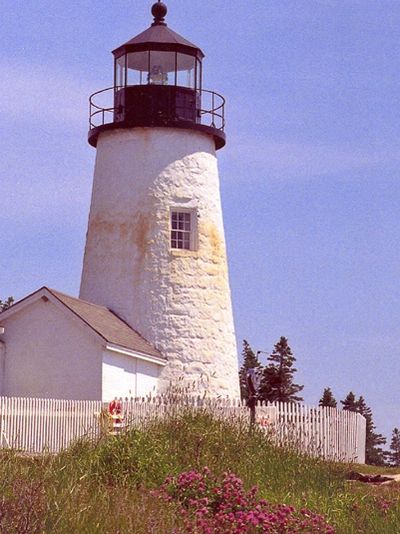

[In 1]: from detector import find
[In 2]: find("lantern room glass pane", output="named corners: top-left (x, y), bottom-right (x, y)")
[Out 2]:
top-left (115, 55), bottom-right (126, 87)
top-left (176, 53), bottom-right (196, 89)
top-left (121, 50), bottom-right (199, 88)
top-left (196, 58), bottom-right (202, 92)
top-left (127, 51), bottom-right (149, 85)
top-left (148, 51), bottom-right (176, 85)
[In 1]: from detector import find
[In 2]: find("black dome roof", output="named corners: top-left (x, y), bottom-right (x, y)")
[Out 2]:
top-left (113, 24), bottom-right (203, 57)
top-left (112, 4), bottom-right (204, 59)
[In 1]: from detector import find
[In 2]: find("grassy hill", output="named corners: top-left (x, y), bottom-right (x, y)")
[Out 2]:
top-left (0, 410), bottom-right (399, 533)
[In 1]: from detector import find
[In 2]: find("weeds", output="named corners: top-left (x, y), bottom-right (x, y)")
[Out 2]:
top-left (0, 410), bottom-right (398, 533)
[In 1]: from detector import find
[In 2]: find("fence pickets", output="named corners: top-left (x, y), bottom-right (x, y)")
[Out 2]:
top-left (0, 396), bottom-right (366, 463)
top-left (0, 397), bottom-right (102, 454)
top-left (262, 401), bottom-right (366, 463)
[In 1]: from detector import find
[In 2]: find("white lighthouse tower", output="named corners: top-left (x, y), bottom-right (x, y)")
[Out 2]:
top-left (80, 1), bottom-right (240, 397)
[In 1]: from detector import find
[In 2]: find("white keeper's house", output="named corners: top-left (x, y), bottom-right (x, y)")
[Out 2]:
top-left (0, 1), bottom-right (240, 401)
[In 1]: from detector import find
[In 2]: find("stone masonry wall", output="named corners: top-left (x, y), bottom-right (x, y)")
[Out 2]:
top-left (80, 127), bottom-right (240, 398)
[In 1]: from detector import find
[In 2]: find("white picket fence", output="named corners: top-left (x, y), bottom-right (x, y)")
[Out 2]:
top-left (0, 397), bottom-right (102, 454)
top-left (258, 402), bottom-right (366, 463)
top-left (0, 396), bottom-right (366, 462)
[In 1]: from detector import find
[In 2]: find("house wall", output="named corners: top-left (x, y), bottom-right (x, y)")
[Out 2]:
top-left (102, 349), bottom-right (160, 401)
top-left (1, 298), bottom-right (102, 400)
top-left (0, 342), bottom-right (5, 395)
top-left (137, 359), bottom-right (159, 398)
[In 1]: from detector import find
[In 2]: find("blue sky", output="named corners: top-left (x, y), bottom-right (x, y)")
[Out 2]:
top-left (1, 1), bottom-right (399, 441)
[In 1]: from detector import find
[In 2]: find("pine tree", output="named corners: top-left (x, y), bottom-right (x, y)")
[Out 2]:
top-left (238, 340), bottom-right (262, 402)
top-left (0, 297), bottom-right (14, 312)
top-left (389, 428), bottom-right (400, 467)
top-left (357, 396), bottom-right (387, 465)
top-left (258, 336), bottom-right (303, 403)
top-left (340, 391), bottom-right (358, 412)
top-left (318, 387), bottom-right (337, 408)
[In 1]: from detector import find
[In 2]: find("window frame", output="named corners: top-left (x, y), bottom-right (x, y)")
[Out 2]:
top-left (170, 208), bottom-right (197, 252)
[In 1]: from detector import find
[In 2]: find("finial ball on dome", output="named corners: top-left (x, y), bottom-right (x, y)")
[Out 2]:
top-left (151, 1), bottom-right (168, 21)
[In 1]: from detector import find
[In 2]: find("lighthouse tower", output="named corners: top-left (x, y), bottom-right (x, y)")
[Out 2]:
top-left (80, 2), bottom-right (240, 397)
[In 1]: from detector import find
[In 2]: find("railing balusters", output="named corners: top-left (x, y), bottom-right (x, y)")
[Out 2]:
top-left (88, 87), bottom-right (226, 133)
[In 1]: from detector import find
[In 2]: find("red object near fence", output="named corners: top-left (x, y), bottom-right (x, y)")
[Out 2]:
top-left (108, 399), bottom-right (123, 432)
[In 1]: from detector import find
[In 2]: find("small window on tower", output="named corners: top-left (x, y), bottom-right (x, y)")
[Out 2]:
top-left (170, 209), bottom-right (196, 251)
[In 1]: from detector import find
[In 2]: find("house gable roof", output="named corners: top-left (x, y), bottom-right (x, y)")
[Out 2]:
top-left (0, 287), bottom-right (163, 361)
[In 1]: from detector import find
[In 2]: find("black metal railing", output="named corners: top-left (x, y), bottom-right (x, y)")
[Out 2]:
top-left (89, 86), bottom-right (225, 131)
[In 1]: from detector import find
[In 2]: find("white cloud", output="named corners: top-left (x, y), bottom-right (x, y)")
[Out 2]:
top-left (1, 175), bottom-right (91, 226)
top-left (0, 57), bottom-right (101, 225)
top-left (225, 136), bottom-right (400, 180)
top-left (0, 58), bottom-right (103, 126)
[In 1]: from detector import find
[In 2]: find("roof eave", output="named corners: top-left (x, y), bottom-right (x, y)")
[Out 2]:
top-left (112, 42), bottom-right (204, 58)
top-left (0, 287), bottom-right (107, 346)
top-left (0, 286), bottom-right (50, 322)
top-left (105, 343), bottom-right (166, 366)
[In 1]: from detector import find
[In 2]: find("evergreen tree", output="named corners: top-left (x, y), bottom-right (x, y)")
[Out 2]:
top-left (357, 396), bottom-right (387, 465)
top-left (0, 296), bottom-right (14, 312)
top-left (258, 336), bottom-right (303, 403)
top-left (389, 428), bottom-right (400, 467)
top-left (340, 391), bottom-right (358, 412)
top-left (318, 387), bottom-right (337, 408)
top-left (238, 340), bottom-right (262, 402)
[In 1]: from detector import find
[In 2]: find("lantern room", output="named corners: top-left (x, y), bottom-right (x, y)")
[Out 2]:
top-left (113, 2), bottom-right (202, 91)
top-left (88, 1), bottom-right (226, 149)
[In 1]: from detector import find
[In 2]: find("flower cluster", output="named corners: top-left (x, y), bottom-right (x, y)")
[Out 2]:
top-left (374, 497), bottom-right (391, 515)
top-left (156, 468), bottom-right (335, 533)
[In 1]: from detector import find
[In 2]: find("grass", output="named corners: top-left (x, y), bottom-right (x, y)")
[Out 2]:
top-left (0, 410), bottom-right (399, 533)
